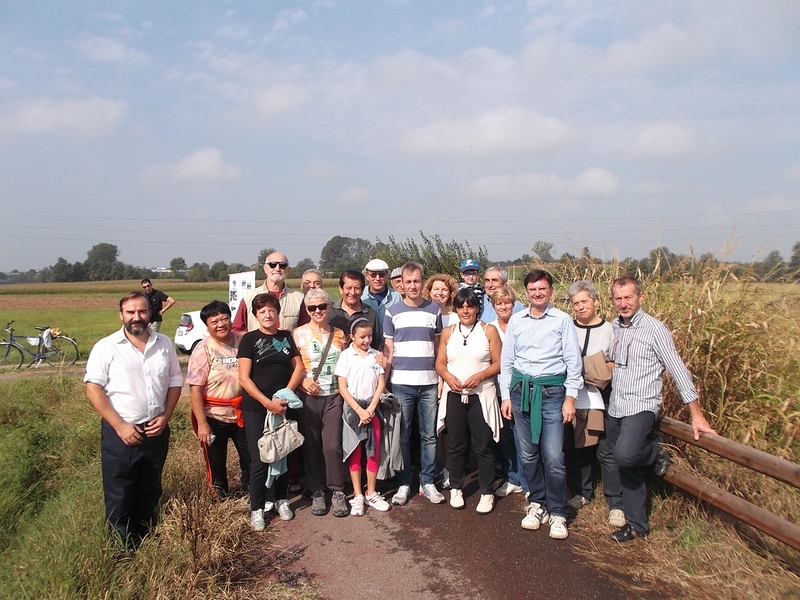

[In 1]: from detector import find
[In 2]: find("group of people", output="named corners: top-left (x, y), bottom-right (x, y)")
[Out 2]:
top-left (84, 250), bottom-right (715, 549)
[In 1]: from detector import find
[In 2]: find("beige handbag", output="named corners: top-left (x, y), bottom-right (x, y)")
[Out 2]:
top-left (258, 415), bottom-right (305, 463)
top-left (583, 351), bottom-right (612, 389)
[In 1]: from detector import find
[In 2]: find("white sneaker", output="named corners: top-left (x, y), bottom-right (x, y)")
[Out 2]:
top-left (608, 509), bottom-right (626, 528)
top-left (442, 468), bottom-right (451, 489)
top-left (392, 485), bottom-right (411, 506)
top-left (350, 494), bottom-right (365, 517)
top-left (567, 495), bottom-right (589, 511)
top-left (365, 491), bottom-right (391, 512)
top-left (476, 494), bottom-right (494, 514)
top-left (250, 509), bottom-right (265, 531)
top-left (521, 502), bottom-right (549, 530)
top-left (276, 499), bottom-right (294, 521)
top-left (495, 481), bottom-right (524, 497)
top-left (264, 500), bottom-right (275, 513)
top-left (420, 483), bottom-right (446, 504)
top-left (450, 489), bottom-right (465, 509)
top-left (549, 515), bottom-right (568, 539)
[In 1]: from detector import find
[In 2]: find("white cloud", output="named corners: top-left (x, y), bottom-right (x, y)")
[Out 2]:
top-left (401, 106), bottom-right (576, 159)
top-left (783, 160), bottom-right (800, 181)
top-left (141, 147), bottom-right (241, 183)
top-left (73, 35), bottom-right (148, 65)
top-left (467, 167), bottom-right (619, 198)
top-left (601, 23), bottom-right (704, 74)
top-left (629, 123), bottom-right (697, 158)
top-left (336, 186), bottom-right (372, 203)
top-left (252, 83), bottom-right (312, 117)
top-left (301, 159), bottom-right (338, 179)
top-left (0, 76), bottom-right (15, 91)
top-left (0, 96), bottom-right (127, 135)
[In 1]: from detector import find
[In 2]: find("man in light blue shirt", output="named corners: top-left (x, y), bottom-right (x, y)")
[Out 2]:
top-left (361, 258), bottom-right (402, 334)
top-left (499, 270), bottom-right (582, 540)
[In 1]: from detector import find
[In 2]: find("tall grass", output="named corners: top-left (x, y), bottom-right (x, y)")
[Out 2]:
top-left (0, 375), bottom-right (317, 599)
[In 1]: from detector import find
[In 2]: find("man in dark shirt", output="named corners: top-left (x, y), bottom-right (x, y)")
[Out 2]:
top-left (141, 279), bottom-right (176, 333)
top-left (328, 270), bottom-right (382, 351)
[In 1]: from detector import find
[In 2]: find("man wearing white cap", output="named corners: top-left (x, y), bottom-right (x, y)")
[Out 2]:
top-left (361, 258), bottom-right (403, 328)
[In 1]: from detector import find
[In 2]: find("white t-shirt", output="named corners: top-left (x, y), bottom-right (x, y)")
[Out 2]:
top-left (334, 346), bottom-right (385, 402)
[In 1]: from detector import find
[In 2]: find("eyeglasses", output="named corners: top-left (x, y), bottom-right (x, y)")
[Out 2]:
top-left (611, 339), bottom-right (631, 367)
top-left (307, 303), bottom-right (328, 313)
top-left (366, 271), bottom-right (388, 278)
top-left (267, 261), bottom-right (289, 269)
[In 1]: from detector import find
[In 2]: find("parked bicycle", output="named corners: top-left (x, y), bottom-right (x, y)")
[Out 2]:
top-left (0, 321), bottom-right (79, 371)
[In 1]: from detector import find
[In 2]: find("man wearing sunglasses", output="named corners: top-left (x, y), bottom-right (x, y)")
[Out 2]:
top-left (606, 276), bottom-right (716, 543)
top-left (361, 258), bottom-right (402, 330)
top-left (232, 252), bottom-right (304, 333)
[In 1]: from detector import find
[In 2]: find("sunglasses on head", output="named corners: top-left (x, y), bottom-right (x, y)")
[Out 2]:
top-left (267, 261), bottom-right (289, 269)
top-left (307, 303), bottom-right (328, 313)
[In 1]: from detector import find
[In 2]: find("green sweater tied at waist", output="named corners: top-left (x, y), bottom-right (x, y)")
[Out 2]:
top-left (510, 369), bottom-right (567, 444)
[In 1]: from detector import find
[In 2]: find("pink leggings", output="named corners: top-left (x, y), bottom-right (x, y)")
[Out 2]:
top-left (348, 418), bottom-right (381, 473)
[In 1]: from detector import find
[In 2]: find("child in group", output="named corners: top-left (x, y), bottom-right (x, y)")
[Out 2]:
top-left (335, 318), bottom-right (391, 516)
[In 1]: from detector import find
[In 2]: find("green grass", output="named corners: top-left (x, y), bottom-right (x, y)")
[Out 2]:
top-left (0, 374), bottom-right (316, 600)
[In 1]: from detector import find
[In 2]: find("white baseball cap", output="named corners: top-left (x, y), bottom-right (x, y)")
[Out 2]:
top-left (364, 259), bottom-right (390, 272)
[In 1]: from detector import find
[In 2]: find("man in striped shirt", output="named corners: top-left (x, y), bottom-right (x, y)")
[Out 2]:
top-left (383, 261), bottom-right (445, 506)
top-left (607, 276), bottom-right (716, 542)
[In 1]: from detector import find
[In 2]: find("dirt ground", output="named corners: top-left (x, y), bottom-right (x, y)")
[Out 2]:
top-left (0, 295), bottom-right (119, 310)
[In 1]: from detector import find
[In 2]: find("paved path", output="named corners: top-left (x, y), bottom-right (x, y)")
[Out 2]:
top-left (269, 480), bottom-right (639, 600)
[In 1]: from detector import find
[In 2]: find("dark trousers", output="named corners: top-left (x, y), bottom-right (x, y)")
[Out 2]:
top-left (564, 423), bottom-right (595, 500)
top-left (206, 417), bottom-right (251, 495)
top-left (243, 409), bottom-right (290, 511)
top-left (297, 392), bottom-right (345, 492)
top-left (605, 411), bottom-right (659, 534)
top-left (445, 392), bottom-right (495, 495)
top-left (100, 420), bottom-right (169, 548)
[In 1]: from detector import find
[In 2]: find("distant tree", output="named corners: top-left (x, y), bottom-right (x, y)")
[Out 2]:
top-left (374, 231), bottom-right (488, 278)
top-left (789, 242), bottom-right (800, 278)
top-left (187, 262), bottom-right (211, 282)
top-left (755, 249), bottom-right (785, 281)
top-left (581, 246), bottom-right (592, 259)
top-left (210, 261), bottom-right (230, 281)
top-left (170, 257), bottom-right (187, 272)
top-left (531, 241), bottom-right (556, 263)
top-left (0, 272), bottom-right (6, 280)
top-left (254, 247), bottom-right (278, 271)
top-left (50, 257), bottom-right (75, 282)
top-left (289, 257), bottom-right (317, 279)
top-left (319, 236), bottom-right (374, 276)
top-left (226, 262), bottom-right (249, 275)
top-left (84, 243), bottom-right (122, 280)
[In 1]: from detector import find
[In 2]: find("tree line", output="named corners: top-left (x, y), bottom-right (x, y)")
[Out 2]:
top-left (4, 236), bottom-right (799, 284)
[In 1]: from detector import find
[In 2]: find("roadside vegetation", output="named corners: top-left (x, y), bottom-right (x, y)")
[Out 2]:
top-left (541, 254), bottom-right (800, 599)
top-left (0, 375), bottom-right (318, 600)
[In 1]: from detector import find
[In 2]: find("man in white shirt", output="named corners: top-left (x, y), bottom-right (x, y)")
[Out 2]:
top-left (85, 291), bottom-right (183, 549)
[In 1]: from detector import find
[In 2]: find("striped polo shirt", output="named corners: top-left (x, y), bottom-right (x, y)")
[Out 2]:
top-left (609, 308), bottom-right (698, 418)
top-left (383, 299), bottom-right (442, 386)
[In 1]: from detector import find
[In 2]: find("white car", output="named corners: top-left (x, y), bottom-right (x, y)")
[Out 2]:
top-left (174, 311), bottom-right (208, 354)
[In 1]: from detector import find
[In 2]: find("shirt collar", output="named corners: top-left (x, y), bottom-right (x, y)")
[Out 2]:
top-left (112, 325), bottom-right (154, 347)
top-left (617, 308), bottom-right (645, 327)
top-left (521, 303), bottom-right (554, 320)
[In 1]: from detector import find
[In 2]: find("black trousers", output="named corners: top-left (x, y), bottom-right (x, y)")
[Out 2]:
top-left (243, 408), bottom-right (290, 511)
top-left (101, 420), bottom-right (170, 548)
top-left (206, 417), bottom-right (251, 495)
top-left (445, 392), bottom-right (495, 495)
top-left (297, 392), bottom-right (345, 493)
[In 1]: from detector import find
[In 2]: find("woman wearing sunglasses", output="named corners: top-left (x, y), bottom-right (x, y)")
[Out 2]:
top-left (292, 288), bottom-right (349, 517)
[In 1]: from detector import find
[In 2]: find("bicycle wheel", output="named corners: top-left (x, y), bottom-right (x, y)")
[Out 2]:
top-left (0, 342), bottom-right (24, 371)
top-left (45, 336), bottom-right (79, 367)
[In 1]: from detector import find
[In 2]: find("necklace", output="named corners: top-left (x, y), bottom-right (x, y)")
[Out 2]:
top-left (458, 322), bottom-right (477, 346)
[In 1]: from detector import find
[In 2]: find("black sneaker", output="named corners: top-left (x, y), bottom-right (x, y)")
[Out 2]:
top-left (332, 491), bottom-right (349, 518)
top-left (610, 523), bottom-right (648, 543)
top-left (311, 490), bottom-right (327, 516)
top-left (654, 452), bottom-right (672, 477)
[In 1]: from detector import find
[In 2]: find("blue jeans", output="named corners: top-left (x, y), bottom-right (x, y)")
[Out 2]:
top-left (393, 383), bottom-right (438, 487)
top-left (510, 382), bottom-right (568, 518)
top-left (498, 415), bottom-right (529, 492)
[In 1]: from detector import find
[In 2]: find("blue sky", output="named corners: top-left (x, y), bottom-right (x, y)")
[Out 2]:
top-left (1, 0), bottom-right (799, 271)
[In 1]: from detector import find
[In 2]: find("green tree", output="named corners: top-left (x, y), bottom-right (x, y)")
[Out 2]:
top-left (755, 249), bottom-right (785, 281)
top-left (789, 241), bottom-right (800, 278)
top-left (209, 261), bottom-right (230, 281)
top-left (170, 257), bottom-right (187, 272)
top-left (319, 236), bottom-right (374, 276)
top-left (254, 247), bottom-right (278, 271)
top-left (84, 243), bottom-right (120, 280)
top-left (531, 241), bottom-right (556, 263)
top-left (289, 257), bottom-right (317, 279)
top-left (374, 231), bottom-right (488, 278)
top-left (187, 262), bottom-right (211, 282)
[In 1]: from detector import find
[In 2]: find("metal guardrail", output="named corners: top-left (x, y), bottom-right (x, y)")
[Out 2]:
top-left (655, 416), bottom-right (800, 551)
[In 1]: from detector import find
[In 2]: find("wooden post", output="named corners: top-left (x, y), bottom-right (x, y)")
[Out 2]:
top-left (656, 416), bottom-right (800, 488)
top-left (664, 466), bottom-right (800, 551)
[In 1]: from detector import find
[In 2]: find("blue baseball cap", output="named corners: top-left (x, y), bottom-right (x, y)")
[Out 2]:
top-left (460, 259), bottom-right (480, 272)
